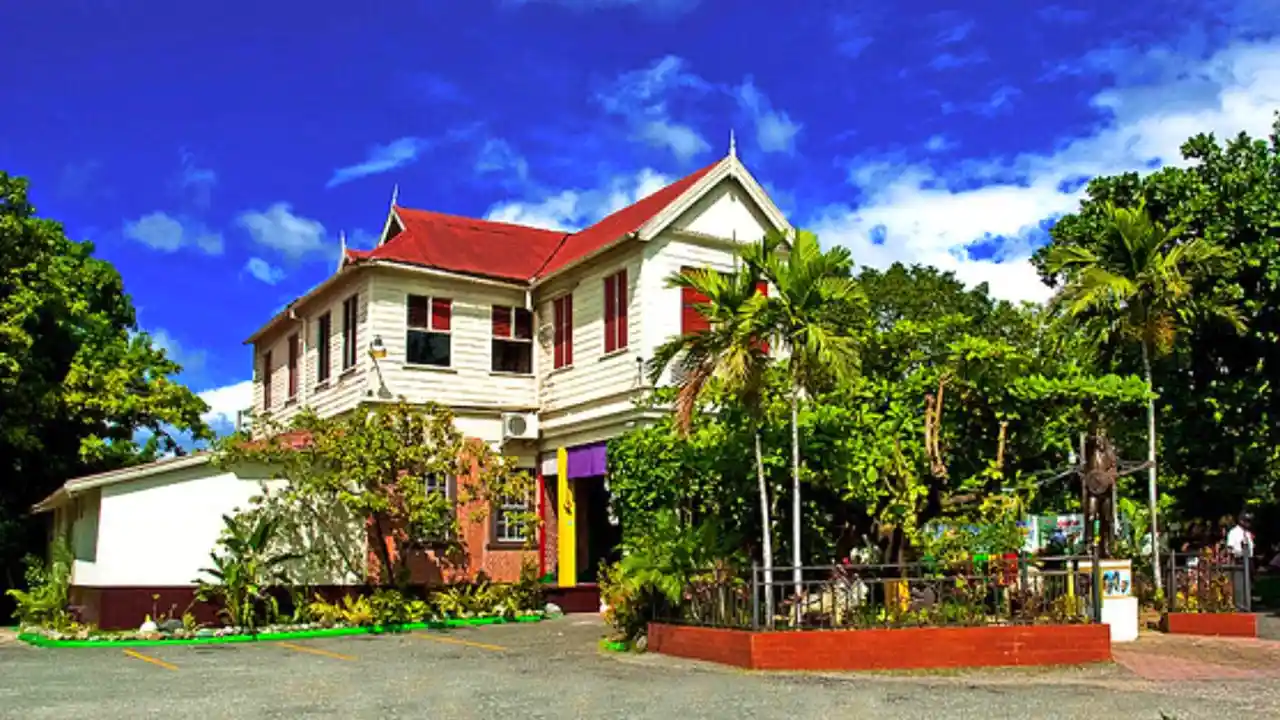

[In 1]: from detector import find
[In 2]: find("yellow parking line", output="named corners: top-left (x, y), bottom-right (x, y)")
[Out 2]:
top-left (123, 649), bottom-right (178, 671)
top-left (411, 632), bottom-right (506, 652)
top-left (276, 641), bottom-right (356, 661)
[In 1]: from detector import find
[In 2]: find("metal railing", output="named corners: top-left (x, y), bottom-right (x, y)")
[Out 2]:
top-left (655, 555), bottom-right (1102, 631)
top-left (1166, 550), bottom-right (1252, 613)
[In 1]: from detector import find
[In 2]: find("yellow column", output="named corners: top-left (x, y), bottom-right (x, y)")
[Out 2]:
top-left (557, 448), bottom-right (576, 587)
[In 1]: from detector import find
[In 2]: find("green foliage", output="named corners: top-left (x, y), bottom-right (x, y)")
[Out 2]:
top-left (308, 594), bottom-right (374, 627)
top-left (5, 539), bottom-right (74, 629)
top-left (195, 512), bottom-right (298, 631)
top-left (217, 401), bottom-right (536, 589)
top-left (0, 172), bottom-right (210, 608)
top-left (367, 589), bottom-right (431, 626)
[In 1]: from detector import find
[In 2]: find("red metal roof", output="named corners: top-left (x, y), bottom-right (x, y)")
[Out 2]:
top-left (346, 160), bottom-right (720, 283)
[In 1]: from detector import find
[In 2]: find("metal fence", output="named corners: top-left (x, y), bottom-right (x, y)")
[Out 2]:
top-left (1165, 550), bottom-right (1252, 613)
top-left (655, 556), bottom-right (1102, 631)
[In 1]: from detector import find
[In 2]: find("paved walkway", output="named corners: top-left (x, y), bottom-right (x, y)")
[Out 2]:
top-left (1114, 632), bottom-right (1280, 681)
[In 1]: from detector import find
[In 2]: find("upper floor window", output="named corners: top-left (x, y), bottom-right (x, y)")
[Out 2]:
top-left (341, 294), bottom-right (359, 370)
top-left (492, 306), bottom-right (533, 375)
top-left (553, 293), bottom-right (574, 369)
top-left (407, 295), bottom-right (452, 367)
top-left (316, 312), bottom-right (332, 384)
top-left (424, 474), bottom-right (456, 543)
top-left (287, 333), bottom-right (299, 399)
top-left (679, 266), bottom-right (767, 335)
top-left (603, 269), bottom-right (628, 353)
top-left (262, 350), bottom-right (273, 409)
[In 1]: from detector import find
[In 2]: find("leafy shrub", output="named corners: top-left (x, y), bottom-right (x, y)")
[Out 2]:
top-left (6, 540), bottom-right (75, 630)
top-left (368, 589), bottom-right (430, 626)
top-left (195, 512), bottom-right (298, 631)
top-left (308, 594), bottom-right (375, 627)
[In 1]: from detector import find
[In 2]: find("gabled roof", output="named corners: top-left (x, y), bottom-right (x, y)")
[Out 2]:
top-left (346, 209), bottom-right (565, 283)
top-left (344, 158), bottom-right (723, 284)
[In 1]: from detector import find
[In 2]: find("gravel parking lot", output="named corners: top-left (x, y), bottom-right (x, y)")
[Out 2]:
top-left (3, 617), bottom-right (1280, 719)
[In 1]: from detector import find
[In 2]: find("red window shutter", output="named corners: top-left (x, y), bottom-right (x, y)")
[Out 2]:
top-left (616, 269), bottom-right (628, 349)
top-left (553, 297), bottom-right (565, 368)
top-left (287, 334), bottom-right (299, 397)
top-left (603, 274), bottom-right (617, 353)
top-left (514, 308), bottom-right (532, 340)
top-left (492, 306), bottom-right (512, 338)
top-left (432, 298), bottom-right (452, 331)
top-left (681, 285), bottom-right (711, 334)
top-left (564, 293), bottom-right (574, 366)
top-left (263, 351), bottom-right (273, 407)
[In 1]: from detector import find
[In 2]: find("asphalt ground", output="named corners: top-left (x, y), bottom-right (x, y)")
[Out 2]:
top-left (2, 617), bottom-right (1279, 719)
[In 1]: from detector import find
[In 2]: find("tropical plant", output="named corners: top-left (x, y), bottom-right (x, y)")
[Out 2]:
top-left (195, 512), bottom-right (299, 631)
top-left (368, 588), bottom-right (431, 626)
top-left (648, 258), bottom-right (776, 615)
top-left (308, 594), bottom-right (374, 627)
top-left (1044, 199), bottom-right (1243, 591)
top-left (5, 539), bottom-right (74, 630)
top-left (743, 230), bottom-right (864, 593)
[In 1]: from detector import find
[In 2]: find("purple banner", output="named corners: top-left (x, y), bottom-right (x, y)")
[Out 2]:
top-left (565, 442), bottom-right (607, 479)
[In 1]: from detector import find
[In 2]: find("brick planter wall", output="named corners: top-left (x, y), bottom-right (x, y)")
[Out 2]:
top-left (1162, 612), bottom-right (1258, 638)
top-left (647, 622), bottom-right (1112, 671)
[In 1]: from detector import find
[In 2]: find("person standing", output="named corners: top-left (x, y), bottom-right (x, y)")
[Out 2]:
top-left (1226, 512), bottom-right (1255, 611)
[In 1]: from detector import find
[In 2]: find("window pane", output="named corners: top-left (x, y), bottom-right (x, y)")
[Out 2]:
top-left (432, 298), bottom-right (452, 331)
top-left (316, 314), bottom-right (331, 382)
top-left (407, 330), bottom-right (451, 366)
top-left (408, 295), bottom-right (430, 328)
top-left (514, 308), bottom-right (533, 340)
top-left (492, 306), bottom-right (512, 337)
top-left (492, 339), bottom-right (533, 374)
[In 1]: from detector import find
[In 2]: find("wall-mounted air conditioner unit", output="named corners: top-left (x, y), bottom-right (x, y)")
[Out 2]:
top-left (501, 412), bottom-right (539, 441)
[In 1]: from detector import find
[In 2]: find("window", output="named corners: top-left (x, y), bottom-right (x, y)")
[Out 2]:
top-left (491, 492), bottom-right (531, 545)
top-left (603, 269), bottom-right (628, 353)
top-left (491, 306), bottom-right (533, 374)
top-left (679, 266), bottom-right (767, 335)
top-left (407, 295), bottom-right (452, 367)
top-left (553, 293), bottom-right (573, 369)
top-left (262, 351), bottom-right (273, 409)
top-left (424, 475), bottom-right (456, 542)
top-left (316, 312), bottom-right (332, 384)
top-left (341, 294), bottom-right (359, 370)
top-left (287, 333), bottom-right (299, 399)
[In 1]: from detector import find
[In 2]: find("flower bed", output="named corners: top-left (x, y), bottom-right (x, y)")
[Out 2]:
top-left (647, 622), bottom-right (1112, 671)
top-left (1161, 612), bottom-right (1257, 638)
top-left (19, 613), bottom-right (546, 648)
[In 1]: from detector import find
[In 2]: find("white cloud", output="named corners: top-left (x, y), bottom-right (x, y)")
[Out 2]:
top-left (813, 38), bottom-right (1280, 304)
top-left (485, 169), bottom-right (672, 231)
top-left (122, 212), bottom-right (223, 254)
top-left (237, 203), bottom-right (328, 259)
top-left (475, 138), bottom-right (530, 181)
top-left (198, 380), bottom-right (253, 436)
top-left (176, 150), bottom-right (217, 208)
top-left (244, 257), bottom-right (286, 285)
top-left (327, 137), bottom-right (428, 188)
top-left (149, 328), bottom-right (208, 376)
top-left (597, 55), bottom-right (713, 162)
top-left (924, 134), bottom-right (954, 152)
top-left (735, 78), bottom-right (801, 154)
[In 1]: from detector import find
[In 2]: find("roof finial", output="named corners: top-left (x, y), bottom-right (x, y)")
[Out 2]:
top-left (390, 183), bottom-right (399, 209)
top-left (729, 129), bottom-right (737, 158)
top-left (336, 230), bottom-right (348, 273)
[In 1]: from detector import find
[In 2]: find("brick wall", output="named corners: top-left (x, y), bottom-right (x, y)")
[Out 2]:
top-left (1163, 612), bottom-right (1258, 637)
top-left (649, 622), bottom-right (1112, 671)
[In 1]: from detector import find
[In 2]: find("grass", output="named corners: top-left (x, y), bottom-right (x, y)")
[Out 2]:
top-left (20, 614), bottom-right (545, 648)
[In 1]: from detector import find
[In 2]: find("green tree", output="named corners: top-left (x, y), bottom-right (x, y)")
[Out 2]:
top-left (1, 172), bottom-right (211, 605)
top-left (1042, 200), bottom-right (1242, 590)
top-left (648, 262), bottom-right (776, 613)
top-left (218, 402), bottom-right (535, 589)
top-left (744, 230), bottom-right (863, 592)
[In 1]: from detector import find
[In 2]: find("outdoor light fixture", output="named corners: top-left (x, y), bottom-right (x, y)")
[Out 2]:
top-left (369, 335), bottom-right (387, 360)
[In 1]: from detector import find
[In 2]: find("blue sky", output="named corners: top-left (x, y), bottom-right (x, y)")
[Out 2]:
top-left (3, 0), bottom-right (1279, 432)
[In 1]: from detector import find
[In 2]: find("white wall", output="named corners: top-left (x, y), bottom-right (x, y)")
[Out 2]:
top-left (73, 466), bottom-right (281, 587)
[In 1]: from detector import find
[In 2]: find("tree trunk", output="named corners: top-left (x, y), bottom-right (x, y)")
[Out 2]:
top-left (754, 430), bottom-right (774, 625)
top-left (1142, 340), bottom-right (1163, 593)
top-left (790, 385), bottom-right (802, 600)
top-left (371, 513), bottom-right (398, 588)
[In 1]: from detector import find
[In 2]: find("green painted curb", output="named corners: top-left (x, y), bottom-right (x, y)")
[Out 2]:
top-left (18, 614), bottom-right (545, 648)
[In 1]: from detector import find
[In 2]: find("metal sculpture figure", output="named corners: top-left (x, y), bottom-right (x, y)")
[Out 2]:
top-left (1040, 432), bottom-right (1150, 558)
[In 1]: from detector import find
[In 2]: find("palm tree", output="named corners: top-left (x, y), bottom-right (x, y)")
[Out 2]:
top-left (1044, 200), bottom-right (1242, 592)
top-left (742, 231), bottom-right (864, 597)
top-left (648, 262), bottom-right (776, 620)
